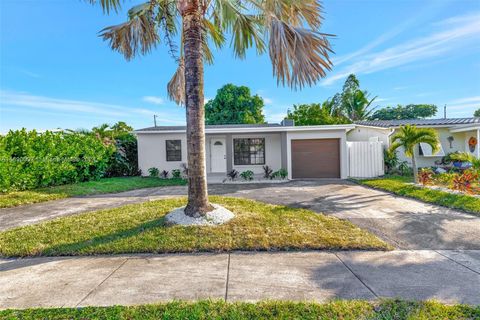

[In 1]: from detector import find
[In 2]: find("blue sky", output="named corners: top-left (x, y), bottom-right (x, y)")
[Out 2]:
top-left (1, 0), bottom-right (479, 132)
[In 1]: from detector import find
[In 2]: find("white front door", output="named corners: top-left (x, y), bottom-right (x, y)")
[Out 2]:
top-left (210, 138), bottom-right (227, 173)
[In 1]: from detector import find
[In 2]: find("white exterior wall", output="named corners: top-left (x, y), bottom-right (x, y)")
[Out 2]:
top-left (394, 127), bottom-right (467, 168)
top-left (347, 126), bottom-right (391, 146)
top-left (137, 133), bottom-right (188, 175)
top-left (286, 129), bottom-right (348, 179)
top-left (231, 133), bottom-right (282, 174)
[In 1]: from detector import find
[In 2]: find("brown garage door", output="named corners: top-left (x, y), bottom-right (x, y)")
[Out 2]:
top-left (291, 139), bottom-right (340, 178)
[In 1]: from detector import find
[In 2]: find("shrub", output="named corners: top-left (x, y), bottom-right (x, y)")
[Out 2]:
top-left (104, 134), bottom-right (139, 177)
top-left (384, 149), bottom-right (399, 174)
top-left (451, 169), bottom-right (479, 194)
top-left (272, 168), bottom-right (288, 180)
top-left (171, 169), bottom-right (182, 179)
top-left (435, 172), bottom-right (456, 186)
top-left (398, 161), bottom-right (412, 176)
top-left (160, 170), bottom-right (169, 179)
top-left (263, 165), bottom-right (273, 179)
top-left (240, 170), bottom-right (254, 181)
top-left (0, 129), bottom-right (113, 192)
top-left (226, 169), bottom-right (239, 181)
top-left (418, 168), bottom-right (434, 185)
top-left (148, 167), bottom-right (159, 177)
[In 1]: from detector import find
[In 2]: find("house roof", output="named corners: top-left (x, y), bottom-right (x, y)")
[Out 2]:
top-left (135, 123), bottom-right (355, 134)
top-left (355, 118), bottom-right (480, 128)
top-left (136, 123), bottom-right (282, 132)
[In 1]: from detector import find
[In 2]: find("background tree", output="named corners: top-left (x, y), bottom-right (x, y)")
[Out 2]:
top-left (286, 101), bottom-right (350, 125)
top-left (90, 0), bottom-right (334, 217)
top-left (474, 108), bottom-right (480, 117)
top-left (205, 84), bottom-right (265, 125)
top-left (390, 125), bottom-right (439, 183)
top-left (332, 74), bottom-right (376, 121)
top-left (370, 104), bottom-right (437, 120)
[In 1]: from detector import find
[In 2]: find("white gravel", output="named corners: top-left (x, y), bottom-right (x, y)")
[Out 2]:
top-left (165, 203), bottom-right (235, 226)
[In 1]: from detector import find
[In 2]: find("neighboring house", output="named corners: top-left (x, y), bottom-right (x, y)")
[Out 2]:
top-left (353, 118), bottom-right (480, 168)
top-left (135, 117), bottom-right (480, 179)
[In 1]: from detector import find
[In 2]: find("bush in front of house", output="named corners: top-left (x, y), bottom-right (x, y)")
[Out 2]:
top-left (0, 129), bottom-right (114, 192)
top-left (226, 169), bottom-right (239, 181)
top-left (272, 168), bottom-right (288, 180)
top-left (171, 169), bottom-right (182, 179)
top-left (148, 167), bottom-right (160, 177)
top-left (240, 170), bottom-right (254, 181)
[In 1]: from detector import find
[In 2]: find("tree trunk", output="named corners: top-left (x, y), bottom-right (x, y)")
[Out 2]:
top-left (412, 155), bottom-right (418, 183)
top-left (180, 0), bottom-right (212, 217)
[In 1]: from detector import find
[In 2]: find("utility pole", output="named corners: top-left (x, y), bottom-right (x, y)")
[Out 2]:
top-left (444, 105), bottom-right (447, 119)
top-left (153, 115), bottom-right (158, 127)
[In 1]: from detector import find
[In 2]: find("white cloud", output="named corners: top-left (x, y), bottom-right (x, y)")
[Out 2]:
top-left (449, 96), bottom-right (480, 105)
top-left (142, 96), bottom-right (165, 105)
top-left (322, 12), bottom-right (480, 86)
top-left (263, 97), bottom-right (273, 105)
top-left (0, 90), bottom-right (183, 124)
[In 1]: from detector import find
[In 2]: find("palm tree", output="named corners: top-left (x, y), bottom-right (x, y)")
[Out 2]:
top-left (343, 89), bottom-right (376, 121)
top-left (88, 0), bottom-right (333, 217)
top-left (390, 125), bottom-right (439, 183)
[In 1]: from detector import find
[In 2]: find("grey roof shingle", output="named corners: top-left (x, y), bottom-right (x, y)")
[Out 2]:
top-left (135, 123), bottom-right (283, 132)
top-left (356, 118), bottom-right (480, 128)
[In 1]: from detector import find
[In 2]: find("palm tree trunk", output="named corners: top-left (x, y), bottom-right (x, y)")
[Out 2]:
top-left (179, 0), bottom-right (212, 217)
top-left (412, 155), bottom-right (418, 183)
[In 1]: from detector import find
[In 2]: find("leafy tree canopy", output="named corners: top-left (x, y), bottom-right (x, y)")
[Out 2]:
top-left (370, 104), bottom-right (437, 120)
top-left (286, 101), bottom-right (351, 126)
top-left (285, 74), bottom-right (375, 125)
top-left (474, 108), bottom-right (480, 117)
top-left (332, 74), bottom-right (377, 121)
top-left (205, 84), bottom-right (265, 125)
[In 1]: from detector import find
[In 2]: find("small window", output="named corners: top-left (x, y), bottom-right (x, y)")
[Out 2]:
top-left (166, 140), bottom-right (182, 161)
top-left (214, 141), bottom-right (223, 146)
top-left (234, 138), bottom-right (265, 165)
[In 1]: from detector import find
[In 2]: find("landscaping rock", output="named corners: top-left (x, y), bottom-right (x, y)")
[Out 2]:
top-left (165, 203), bottom-right (235, 226)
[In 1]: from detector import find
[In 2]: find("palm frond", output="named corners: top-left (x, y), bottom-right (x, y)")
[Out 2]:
top-left (167, 58), bottom-right (185, 105)
top-left (203, 19), bottom-right (226, 64)
top-left (268, 19), bottom-right (332, 89)
top-left (259, 0), bottom-right (323, 29)
top-left (99, 3), bottom-right (159, 60)
top-left (212, 0), bottom-right (266, 58)
top-left (87, 0), bottom-right (122, 14)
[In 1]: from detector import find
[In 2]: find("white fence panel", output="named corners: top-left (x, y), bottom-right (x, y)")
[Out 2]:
top-left (347, 141), bottom-right (384, 178)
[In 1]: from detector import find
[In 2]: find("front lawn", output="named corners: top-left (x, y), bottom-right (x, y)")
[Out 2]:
top-left (0, 177), bottom-right (187, 209)
top-left (357, 175), bottom-right (480, 215)
top-left (1, 300), bottom-right (478, 320)
top-left (0, 196), bottom-right (390, 257)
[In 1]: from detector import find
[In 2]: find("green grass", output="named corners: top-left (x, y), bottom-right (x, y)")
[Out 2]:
top-left (0, 300), bottom-right (478, 320)
top-left (356, 175), bottom-right (480, 216)
top-left (0, 196), bottom-right (390, 257)
top-left (0, 177), bottom-right (187, 208)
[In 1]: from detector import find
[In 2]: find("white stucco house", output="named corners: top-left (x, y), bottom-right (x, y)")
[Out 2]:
top-left (135, 117), bottom-right (480, 180)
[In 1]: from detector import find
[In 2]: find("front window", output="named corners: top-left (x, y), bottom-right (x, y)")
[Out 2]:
top-left (234, 138), bottom-right (265, 165)
top-left (166, 140), bottom-right (182, 161)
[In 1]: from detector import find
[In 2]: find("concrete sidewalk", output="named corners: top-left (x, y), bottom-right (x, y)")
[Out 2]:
top-left (1, 250), bottom-right (479, 309)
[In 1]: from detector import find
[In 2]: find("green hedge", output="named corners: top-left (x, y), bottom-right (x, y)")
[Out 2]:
top-left (0, 129), bottom-right (114, 192)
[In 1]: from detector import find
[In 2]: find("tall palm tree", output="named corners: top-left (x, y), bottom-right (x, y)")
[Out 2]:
top-left (88, 0), bottom-right (333, 217)
top-left (390, 125), bottom-right (439, 183)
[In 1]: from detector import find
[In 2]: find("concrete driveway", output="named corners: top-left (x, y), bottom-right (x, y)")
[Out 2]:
top-left (1, 180), bottom-right (479, 250)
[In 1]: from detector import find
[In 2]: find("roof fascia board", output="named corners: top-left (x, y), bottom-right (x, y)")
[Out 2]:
top-left (135, 124), bottom-right (356, 134)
